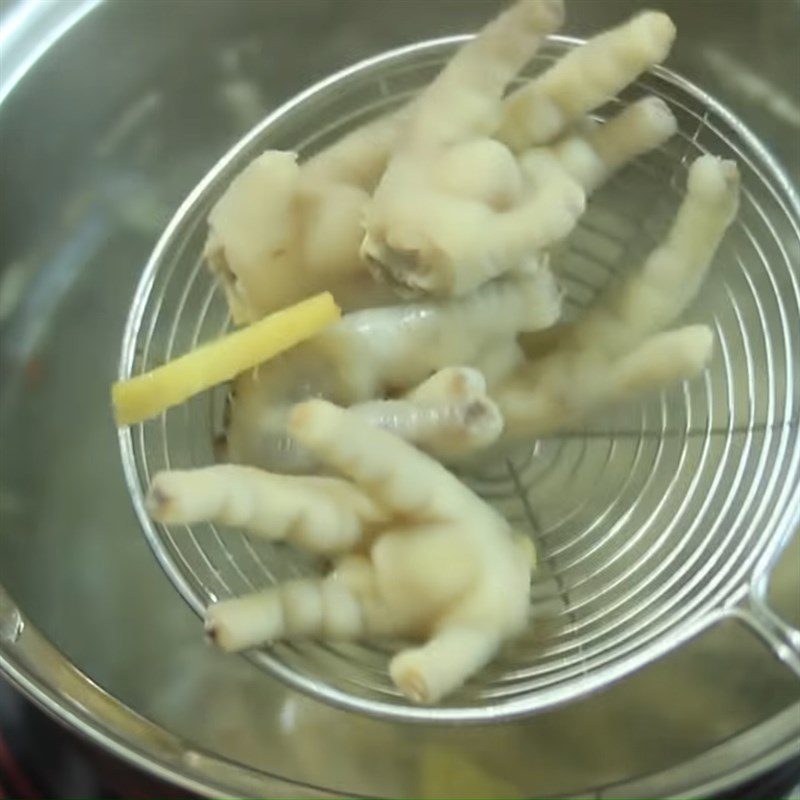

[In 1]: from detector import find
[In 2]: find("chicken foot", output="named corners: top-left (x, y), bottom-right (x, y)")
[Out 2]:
top-left (205, 112), bottom-right (404, 324)
top-left (498, 10), bottom-right (676, 150)
top-left (225, 366), bottom-right (503, 473)
top-left (223, 269), bottom-right (557, 472)
top-left (148, 400), bottom-right (534, 703)
top-left (496, 154), bottom-right (740, 438)
top-left (362, 1), bottom-right (678, 298)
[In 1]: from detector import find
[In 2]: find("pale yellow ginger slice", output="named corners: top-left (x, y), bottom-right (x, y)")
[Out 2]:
top-left (147, 400), bottom-right (534, 704)
top-left (498, 10), bottom-right (677, 150)
top-left (496, 155), bottom-right (739, 438)
top-left (112, 292), bottom-right (340, 426)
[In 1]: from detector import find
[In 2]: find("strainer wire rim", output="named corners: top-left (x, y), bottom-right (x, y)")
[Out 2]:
top-left (117, 34), bottom-right (800, 724)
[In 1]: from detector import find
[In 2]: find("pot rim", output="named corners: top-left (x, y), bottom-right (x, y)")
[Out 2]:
top-left (1, 3), bottom-right (798, 793)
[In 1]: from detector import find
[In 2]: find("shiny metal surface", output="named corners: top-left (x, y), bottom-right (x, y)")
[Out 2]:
top-left (118, 35), bottom-right (800, 724)
top-left (1, 0), bottom-right (799, 795)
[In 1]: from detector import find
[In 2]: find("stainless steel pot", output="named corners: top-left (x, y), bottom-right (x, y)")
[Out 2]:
top-left (1, 1), bottom-right (798, 796)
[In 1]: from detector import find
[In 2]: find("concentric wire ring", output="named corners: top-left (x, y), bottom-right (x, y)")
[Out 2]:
top-left (118, 36), bottom-right (800, 723)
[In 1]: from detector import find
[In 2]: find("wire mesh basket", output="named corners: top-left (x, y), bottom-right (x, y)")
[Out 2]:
top-left (118, 35), bottom-right (800, 723)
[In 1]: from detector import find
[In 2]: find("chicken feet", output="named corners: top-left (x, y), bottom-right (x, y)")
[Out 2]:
top-left (496, 154), bottom-right (740, 438)
top-left (225, 366), bottom-right (503, 472)
top-left (148, 400), bottom-right (534, 703)
top-left (362, 0), bottom-right (677, 297)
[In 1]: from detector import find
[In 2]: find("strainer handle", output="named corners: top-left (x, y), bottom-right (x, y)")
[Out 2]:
top-left (731, 526), bottom-right (800, 678)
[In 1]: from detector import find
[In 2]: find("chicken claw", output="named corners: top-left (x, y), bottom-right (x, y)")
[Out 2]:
top-left (498, 10), bottom-right (676, 150)
top-left (148, 400), bottom-right (534, 703)
top-left (209, 2), bottom-right (679, 312)
top-left (549, 96), bottom-right (678, 194)
top-left (353, 367), bottom-right (504, 459)
top-left (142, 2), bottom-right (743, 709)
top-left (147, 466), bottom-right (385, 554)
top-left (497, 154), bottom-right (739, 437)
top-left (362, 0), bottom-right (573, 297)
top-left (223, 271), bottom-right (557, 472)
top-left (319, 269), bottom-right (561, 399)
top-left (362, 1), bottom-right (679, 298)
top-left (206, 114), bottom-right (403, 324)
top-left (225, 366), bottom-right (503, 472)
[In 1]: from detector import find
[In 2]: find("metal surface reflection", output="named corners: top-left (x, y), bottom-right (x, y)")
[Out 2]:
top-left (0, 1), bottom-right (798, 796)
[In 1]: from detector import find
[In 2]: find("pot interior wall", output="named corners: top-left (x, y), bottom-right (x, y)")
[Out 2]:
top-left (0, 1), bottom-right (798, 796)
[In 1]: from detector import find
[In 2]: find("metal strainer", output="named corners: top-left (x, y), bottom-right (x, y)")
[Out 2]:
top-left (118, 35), bottom-right (800, 724)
